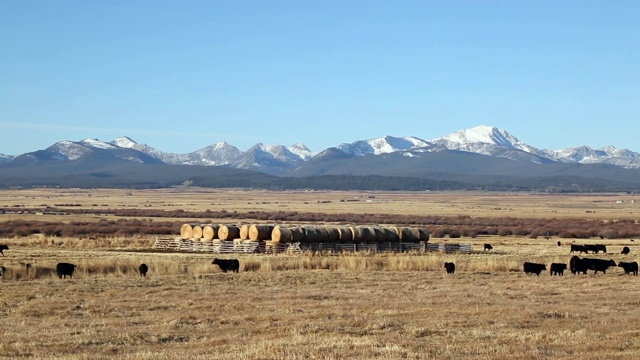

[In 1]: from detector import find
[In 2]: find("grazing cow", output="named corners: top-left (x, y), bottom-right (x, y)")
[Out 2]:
top-left (570, 244), bottom-right (587, 254)
top-left (570, 256), bottom-right (589, 275)
top-left (523, 262), bottom-right (546, 276)
top-left (444, 262), bottom-right (456, 274)
top-left (212, 258), bottom-right (240, 273)
top-left (621, 246), bottom-right (631, 255)
top-left (583, 258), bottom-right (617, 274)
top-left (0, 244), bottom-right (8, 256)
top-left (550, 263), bottom-right (567, 276)
top-left (595, 244), bottom-right (607, 254)
top-left (483, 244), bottom-right (493, 251)
top-left (138, 263), bottom-right (149, 277)
top-left (56, 262), bottom-right (77, 279)
top-left (618, 261), bottom-right (639, 276)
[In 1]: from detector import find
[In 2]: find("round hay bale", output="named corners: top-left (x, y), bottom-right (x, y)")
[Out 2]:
top-left (239, 224), bottom-right (250, 240)
top-left (303, 226), bottom-right (329, 242)
top-left (218, 225), bottom-right (240, 240)
top-left (325, 226), bottom-right (341, 242)
top-left (373, 226), bottom-right (387, 242)
top-left (192, 225), bottom-right (203, 239)
top-left (249, 224), bottom-right (274, 241)
top-left (336, 226), bottom-right (353, 242)
top-left (382, 227), bottom-right (399, 242)
top-left (180, 223), bottom-right (194, 238)
top-left (398, 227), bottom-right (420, 242)
top-left (272, 226), bottom-right (305, 242)
top-left (360, 226), bottom-right (377, 242)
top-left (202, 224), bottom-right (219, 241)
top-left (348, 226), bottom-right (364, 242)
top-left (418, 228), bottom-right (430, 242)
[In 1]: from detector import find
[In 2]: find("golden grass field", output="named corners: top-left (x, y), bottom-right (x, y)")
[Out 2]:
top-left (1, 189), bottom-right (640, 359)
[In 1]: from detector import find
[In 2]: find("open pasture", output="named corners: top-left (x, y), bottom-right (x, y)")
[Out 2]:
top-left (1, 189), bottom-right (640, 359)
top-left (2, 188), bottom-right (640, 221)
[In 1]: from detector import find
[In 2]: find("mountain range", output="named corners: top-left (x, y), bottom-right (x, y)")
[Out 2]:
top-left (2, 125), bottom-right (640, 192)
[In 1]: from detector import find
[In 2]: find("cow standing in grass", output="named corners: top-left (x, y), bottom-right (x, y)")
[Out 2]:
top-left (618, 261), bottom-right (638, 276)
top-left (139, 263), bottom-right (149, 277)
top-left (56, 262), bottom-right (77, 279)
top-left (621, 246), bottom-right (631, 255)
top-left (444, 262), bottom-right (456, 274)
top-left (212, 258), bottom-right (240, 273)
top-left (550, 263), bottom-right (567, 276)
top-left (0, 244), bottom-right (8, 256)
top-left (484, 244), bottom-right (493, 251)
top-left (523, 262), bottom-right (546, 276)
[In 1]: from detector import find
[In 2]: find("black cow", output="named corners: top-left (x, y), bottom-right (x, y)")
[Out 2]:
top-left (570, 256), bottom-right (589, 275)
top-left (0, 265), bottom-right (6, 277)
top-left (444, 262), bottom-right (456, 274)
top-left (138, 263), bottom-right (149, 277)
top-left (483, 244), bottom-right (493, 251)
top-left (212, 258), bottom-right (240, 273)
top-left (621, 246), bottom-right (631, 255)
top-left (570, 244), bottom-right (587, 254)
top-left (583, 258), bottom-right (617, 274)
top-left (56, 262), bottom-right (77, 279)
top-left (523, 262), bottom-right (546, 276)
top-left (557, 241), bottom-right (562, 247)
top-left (595, 244), bottom-right (607, 254)
top-left (550, 263), bottom-right (567, 276)
top-left (618, 261), bottom-right (639, 276)
top-left (0, 244), bottom-right (8, 256)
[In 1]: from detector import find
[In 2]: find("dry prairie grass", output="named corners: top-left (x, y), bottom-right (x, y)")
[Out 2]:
top-left (2, 189), bottom-right (640, 359)
top-left (2, 239), bottom-right (640, 360)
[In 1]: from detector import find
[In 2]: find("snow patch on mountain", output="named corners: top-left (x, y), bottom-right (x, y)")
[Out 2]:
top-left (337, 135), bottom-right (432, 156)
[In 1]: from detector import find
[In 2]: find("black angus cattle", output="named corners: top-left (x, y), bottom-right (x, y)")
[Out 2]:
top-left (523, 262), bottom-right (546, 276)
top-left (56, 262), bottom-right (77, 279)
top-left (621, 246), bottom-right (631, 255)
top-left (595, 244), bottom-right (607, 254)
top-left (618, 261), bottom-right (639, 276)
top-left (550, 263), bottom-right (567, 276)
top-left (212, 258), bottom-right (240, 273)
top-left (570, 256), bottom-right (589, 275)
top-left (483, 244), bottom-right (493, 251)
top-left (580, 258), bottom-right (617, 274)
top-left (570, 244), bottom-right (587, 254)
top-left (0, 244), bottom-right (8, 256)
top-left (557, 241), bottom-right (562, 247)
top-left (444, 262), bottom-right (456, 274)
top-left (138, 263), bottom-right (149, 277)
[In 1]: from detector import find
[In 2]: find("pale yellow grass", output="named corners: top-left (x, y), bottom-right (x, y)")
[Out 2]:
top-left (1, 239), bottom-right (640, 359)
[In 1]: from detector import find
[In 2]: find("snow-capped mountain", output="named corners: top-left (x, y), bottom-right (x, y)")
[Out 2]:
top-left (0, 153), bottom-right (15, 164)
top-left (335, 135), bottom-right (433, 156)
top-left (4, 125), bottom-right (640, 177)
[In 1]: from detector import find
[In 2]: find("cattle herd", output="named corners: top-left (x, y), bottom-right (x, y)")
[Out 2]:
top-left (1, 240), bottom-right (638, 279)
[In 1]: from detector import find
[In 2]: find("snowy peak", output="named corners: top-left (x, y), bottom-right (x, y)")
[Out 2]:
top-left (110, 136), bottom-right (138, 148)
top-left (432, 125), bottom-right (523, 148)
top-left (430, 125), bottom-right (548, 159)
top-left (80, 138), bottom-right (117, 150)
top-left (337, 135), bottom-right (432, 156)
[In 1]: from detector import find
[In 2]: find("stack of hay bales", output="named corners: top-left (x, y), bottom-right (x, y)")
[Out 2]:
top-left (178, 222), bottom-right (428, 244)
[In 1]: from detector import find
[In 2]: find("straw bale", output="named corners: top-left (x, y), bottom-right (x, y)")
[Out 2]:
top-left (180, 223), bottom-right (194, 239)
top-left (192, 225), bottom-right (203, 239)
top-left (218, 225), bottom-right (240, 240)
top-left (239, 224), bottom-right (250, 240)
top-left (249, 224), bottom-right (274, 241)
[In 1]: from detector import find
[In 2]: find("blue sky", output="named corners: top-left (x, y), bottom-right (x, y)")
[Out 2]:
top-left (1, 1), bottom-right (639, 155)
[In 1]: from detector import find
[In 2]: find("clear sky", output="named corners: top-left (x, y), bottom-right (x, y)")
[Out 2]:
top-left (1, 1), bottom-right (639, 155)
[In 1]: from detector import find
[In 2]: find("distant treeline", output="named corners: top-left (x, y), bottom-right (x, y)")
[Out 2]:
top-left (1, 207), bottom-right (639, 239)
